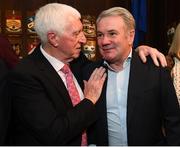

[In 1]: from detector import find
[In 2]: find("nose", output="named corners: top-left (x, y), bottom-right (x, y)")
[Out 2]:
top-left (98, 35), bottom-right (110, 46)
top-left (79, 32), bottom-right (87, 44)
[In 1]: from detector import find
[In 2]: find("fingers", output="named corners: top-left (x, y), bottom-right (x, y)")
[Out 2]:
top-left (100, 72), bottom-right (107, 84)
top-left (150, 49), bottom-right (167, 67)
top-left (83, 80), bottom-right (87, 87)
top-left (139, 50), bottom-right (147, 63)
top-left (83, 66), bottom-right (106, 104)
top-left (89, 67), bottom-right (106, 81)
top-left (150, 52), bottom-right (159, 67)
top-left (157, 52), bottom-right (167, 67)
top-left (137, 45), bottom-right (167, 67)
top-left (137, 45), bottom-right (149, 63)
top-left (97, 67), bottom-right (106, 80)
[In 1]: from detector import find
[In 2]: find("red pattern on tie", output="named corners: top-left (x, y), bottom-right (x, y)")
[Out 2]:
top-left (61, 64), bottom-right (87, 146)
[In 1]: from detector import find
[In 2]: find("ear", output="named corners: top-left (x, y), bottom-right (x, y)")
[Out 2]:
top-left (128, 29), bottom-right (135, 46)
top-left (47, 32), bottom-right (59, 48)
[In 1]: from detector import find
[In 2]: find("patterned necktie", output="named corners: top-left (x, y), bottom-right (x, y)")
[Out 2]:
top-left (61, 64), bottom-right (87, 146)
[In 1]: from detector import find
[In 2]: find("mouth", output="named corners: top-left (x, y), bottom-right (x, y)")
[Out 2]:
top-left (101, 45), bottom-right (115, 50)
top-left (75, 48), bottom-right (81, 54)
top-left (76, 46), bottom-right (81, 50)
top-left (102, 47), bottom-right (114, 52)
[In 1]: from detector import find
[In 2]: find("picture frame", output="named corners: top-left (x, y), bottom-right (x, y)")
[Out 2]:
top-left (82, 15), bottom-right (96, 37)
top-left (5, 10), bottom-right (22, 34)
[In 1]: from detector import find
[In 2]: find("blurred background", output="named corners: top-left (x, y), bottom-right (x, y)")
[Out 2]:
top-left (0, 0), bottom-right (179, 60)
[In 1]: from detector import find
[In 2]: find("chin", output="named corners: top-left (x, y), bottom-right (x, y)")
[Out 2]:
top-left (73, 52), bottom-right (80, 59)
top-left (103, 54), bottom-right (112, 60)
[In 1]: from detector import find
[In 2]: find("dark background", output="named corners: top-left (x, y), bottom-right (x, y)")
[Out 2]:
top-left (0, 0), bottom-right (179, 57)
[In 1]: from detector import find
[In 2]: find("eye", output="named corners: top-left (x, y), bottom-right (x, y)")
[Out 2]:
top-left (73, 32), bottom-right (79, 37)
top-left (109, 32), bottom-right (117, 36)
top-left (97, 33), bottom-right (103, 38)
top-left (73, 30), bottom-right (82, 38)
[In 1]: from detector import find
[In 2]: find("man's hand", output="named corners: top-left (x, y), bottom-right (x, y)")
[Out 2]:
top-left (83, 67), bottom-right (106, 104)
top-left (136, 45), bottom-right (167, 67)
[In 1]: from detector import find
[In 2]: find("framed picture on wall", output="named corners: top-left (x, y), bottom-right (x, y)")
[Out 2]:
top-left (82, 15), bottom-right (96, 37)
top-left (8, 36), bottom-right (23, 59)
top-left (5, 10), bottom-right (22, 34)
top-left (27, 36), bottom-right (40, 55)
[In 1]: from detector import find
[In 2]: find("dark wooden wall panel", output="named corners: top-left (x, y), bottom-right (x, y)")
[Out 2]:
top-left (0, 0), bottom-right (179, 56)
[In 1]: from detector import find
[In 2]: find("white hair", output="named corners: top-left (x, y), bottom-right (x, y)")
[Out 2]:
top-left (34, 3), bottom-right (81, 44)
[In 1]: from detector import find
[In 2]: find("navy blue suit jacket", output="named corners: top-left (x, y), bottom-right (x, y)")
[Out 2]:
top-left (0, 59), bottom-right (11, 145)
top-left (6, 46), bottom-right (97, 145)
top-left (83, 51), bottom-right (180, 145)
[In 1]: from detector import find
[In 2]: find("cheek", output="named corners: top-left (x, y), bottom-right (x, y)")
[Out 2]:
top-left (71, 39), bottom-right (79, 47)
top-left (97, 39), bottom-right (102, 46)
top-left (99, 48), bottom-right (104, 54)
top-left (65, 41), bottom-right (76, 49)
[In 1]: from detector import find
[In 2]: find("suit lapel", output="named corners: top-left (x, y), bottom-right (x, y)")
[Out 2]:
top-left (70, 61), bottom-right (84, 90)
top-left (127, 51), bottom-right (146, 124)
top-left (95, 60), bottom-right (109, 145)
top-left (32, 47), bottom-right (73, 108)
top-left (70, 52), bottom-right (92, 90)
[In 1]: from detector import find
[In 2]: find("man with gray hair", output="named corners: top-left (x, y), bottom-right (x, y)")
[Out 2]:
top-left (6, 3), bottom-right (106, 145)
top-left (83, 7), bottom-right (180, 146)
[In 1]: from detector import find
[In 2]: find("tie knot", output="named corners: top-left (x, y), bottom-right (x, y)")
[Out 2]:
top-left (61, 64), bottom-right (71, 74)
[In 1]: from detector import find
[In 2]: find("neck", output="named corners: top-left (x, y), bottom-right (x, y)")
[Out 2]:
top-left (108, 49), bottom-right (131, 72)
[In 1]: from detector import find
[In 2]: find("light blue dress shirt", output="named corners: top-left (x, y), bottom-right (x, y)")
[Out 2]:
top-left (105, 51), bottom-right (132, 146)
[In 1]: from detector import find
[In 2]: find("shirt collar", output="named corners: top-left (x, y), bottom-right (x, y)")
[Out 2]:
top-left (40, 45), bottom-right (65, 72)
top-left (104, 49), bottom-right (132, 72)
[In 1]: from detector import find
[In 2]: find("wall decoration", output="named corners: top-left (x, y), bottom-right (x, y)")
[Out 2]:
top-left (27, 11), bottom-right (36, 34)
top-left (27, 36), bottom-right (40, 54)
top-left (82, 15), bottom-right (96, 37)
top-left (82, 15), bottom-right (97, 60)
top-left (82, 39), bottom-right (96, 60)
top-left (8, 36), bottom-right (23, 59)
top-left (5, 10), bottom-right (22, 33)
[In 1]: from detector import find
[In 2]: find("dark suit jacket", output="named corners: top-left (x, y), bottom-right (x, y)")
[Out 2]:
top-left (0, 59), bottom-right (11, 145)
top-left (83, 51), bottom-right (180, 146)
top-left (6, 46), bottom-right (97, 145)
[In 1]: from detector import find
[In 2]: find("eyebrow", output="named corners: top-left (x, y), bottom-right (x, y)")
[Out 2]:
top-left (97, 29), bottom-right (117, 33)
top-left (108, 29), bottom-right (117, 32)
top-left (73, 30), bottom-right (81, 35)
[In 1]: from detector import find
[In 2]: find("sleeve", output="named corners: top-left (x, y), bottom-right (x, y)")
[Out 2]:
top-left (8, 71), bottom-right (97, 145)
top-left (160, 67), bottom-right (180, 145)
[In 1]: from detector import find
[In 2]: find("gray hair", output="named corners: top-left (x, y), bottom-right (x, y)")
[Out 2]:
top-left (34, 3), bottom-right (81, 44)
top-left (96, 7), bottom-right (135, 31)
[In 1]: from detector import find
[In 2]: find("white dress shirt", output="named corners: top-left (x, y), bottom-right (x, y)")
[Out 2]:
top-left (40, 46), bottom-right (84, 100)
